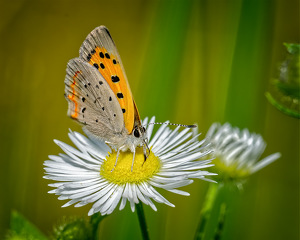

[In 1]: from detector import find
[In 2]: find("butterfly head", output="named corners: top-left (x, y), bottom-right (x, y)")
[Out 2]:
top-left (131, 125), bottom-right (150, 160)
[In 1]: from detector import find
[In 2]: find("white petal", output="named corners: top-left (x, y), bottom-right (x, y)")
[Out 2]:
top-left (61, 199), bottom-right (78, 207)
top-left (149, 121), bottom-right (169, 147)
top-left (149, 179), bottom-right (193, 190)
top-left (102, 186), bottom-right (124, 215)
top-left (168, 189), bottom-right (190, 196)
top-left (146, 116), bottom-right (156, 141)
top-left (251, 153), bottom-right (281, 173)
top-left (130, 200), bottom-right (135, 212)
top-left (137, 185), bottom-right (157, 211)
top-left (142, 117), bottom-right (149, 126)
top-left (119, 197), bottom-right (127, 211)
top-left (92, 185), bottom-right (118, 210)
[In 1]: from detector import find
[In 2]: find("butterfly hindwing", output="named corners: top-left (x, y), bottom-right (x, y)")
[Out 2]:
top-left (65, 58), bottom-right (125, 140)
top-left (79, 26), bottom-right (137, 133)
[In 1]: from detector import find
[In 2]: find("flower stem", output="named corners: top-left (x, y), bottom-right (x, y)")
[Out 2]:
top-left (90, 212), bottom-right (106, 240)
top-left (194, 183), bottom-right (219, 240)
top-left (213, 203), bottom-right (227, 240)
top-left (136, 202), bottom-right (150, 240)
top-left (194, 183), bottom-right (240, 240)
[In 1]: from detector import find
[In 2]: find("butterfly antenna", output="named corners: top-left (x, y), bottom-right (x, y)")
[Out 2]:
top-left (141, 139), bottom-right (150, 167)
top-left (146, 122), bottom-right (197, 128)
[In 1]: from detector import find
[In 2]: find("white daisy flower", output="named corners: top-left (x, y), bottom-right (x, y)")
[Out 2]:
top-left (44, 116), bottom-right (215, 216)
top-left (205, 122), bottom-right (281, 182)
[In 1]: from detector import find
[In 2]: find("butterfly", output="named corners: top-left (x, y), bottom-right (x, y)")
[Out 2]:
top-left (64, 26), bottom-right (149, 171)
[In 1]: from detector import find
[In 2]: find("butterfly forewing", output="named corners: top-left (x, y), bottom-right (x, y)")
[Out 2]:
top-left (65, 58), bottom-right (125, 139)
top-left (79, 26), bottom-right (137, 133)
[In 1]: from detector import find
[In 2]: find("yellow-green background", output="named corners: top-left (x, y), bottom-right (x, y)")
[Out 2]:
top-left (0, 0), bottom-right (299, 239)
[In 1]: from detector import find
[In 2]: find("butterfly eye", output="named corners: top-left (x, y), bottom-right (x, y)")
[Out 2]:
top-left (133, 129), bottom-right (140, 138)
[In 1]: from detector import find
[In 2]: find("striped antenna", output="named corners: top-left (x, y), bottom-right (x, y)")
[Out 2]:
top-left (146, 122), bottom-right (197, 128)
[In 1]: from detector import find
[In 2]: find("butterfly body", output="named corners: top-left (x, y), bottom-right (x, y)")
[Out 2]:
top-left (64, 26), bottom-right (148, 169)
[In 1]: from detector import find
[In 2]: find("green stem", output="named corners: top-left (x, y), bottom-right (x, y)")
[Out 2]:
top-left (195, 183), bottom-right (240, 240)
top-left (194, 183), bottom-right (219, 240)
top-left (90, 212), bottom-right (106, 240)
top-left (213, 203), bottom-right (227, 240)
top-left (136, 202), bottom-right (150, 240)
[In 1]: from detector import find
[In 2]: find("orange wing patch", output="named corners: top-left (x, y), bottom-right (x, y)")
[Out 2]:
top-left (85, 47), bottom-right (134, 133)
top-left (67, 71), bottom-right (81, 119)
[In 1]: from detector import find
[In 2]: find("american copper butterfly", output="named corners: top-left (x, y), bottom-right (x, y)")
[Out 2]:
top-left (64, 26), bottom-right (148, 171)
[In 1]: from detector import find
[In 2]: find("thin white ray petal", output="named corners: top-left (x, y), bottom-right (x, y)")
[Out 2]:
top-left (92, 185), bottom-right (118, 210)
top-left (119, 197), bottom-right (127, 211)
top-left (59, 181), bottom-right (103, 195)
top-left (146, 116), bottom-right (156, 141)
top-left (130, 184), bottom-right (139, 204)
top-left (83, 183), bottom-right (115, 203)
top-left (251, 153), bottom-right (280, 173)
top-left (149, 121), bottom-right (169, 147)
top-left (142, 117), bottom-right (149, 126)
top-left (130, 199), bottom-right (135, 212)
top-left (149, 179), bottom-right (193, 190)
top-left (168, 189), bottom-right (190, 196)
top-left (152, 129), bottom-right (172, 152)
top-left (103, 186), bottom-right (124, 215)
top-left (135, 186), bottom-right (150, 205)
top-left (61, 199), bottom-right (78, 207)
top-left (154, 126), bottom-right (180, 154)
top-left (156, 130), bottom-right (192, 156)
top-left (62, 178), bottom-right (104, 189)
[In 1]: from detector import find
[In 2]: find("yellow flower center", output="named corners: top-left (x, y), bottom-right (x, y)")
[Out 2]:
top-left (100, 148), bottom-right (161, 185)
top-left (211, 157), bottom-right (250, 182)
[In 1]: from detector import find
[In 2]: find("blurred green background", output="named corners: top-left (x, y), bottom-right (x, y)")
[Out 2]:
top-left (0, 0), bottom-right (299, 239)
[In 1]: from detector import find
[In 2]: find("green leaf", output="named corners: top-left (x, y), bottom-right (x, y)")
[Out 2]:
top-left (283, 43), bottom-right (300, 55)
top-left (6, 210), bottom-right (48, 240)
top-left (265, 42), bottom-right (300, 119)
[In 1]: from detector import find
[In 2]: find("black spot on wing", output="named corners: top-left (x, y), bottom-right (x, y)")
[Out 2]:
top-left (117, 93), bottom-right (124, 99)
top-left (111, 75), bottom-right (120, 83)
top-left (87, 54), bottom-right (92, 61)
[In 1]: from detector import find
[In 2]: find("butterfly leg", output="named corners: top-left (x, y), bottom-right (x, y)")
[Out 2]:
top-left (142, 141), bottom-right (150, 166)
top-left (111, 148), bottom-right (121, 172)
top-left (131, 148), bottom-right (136, 172)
